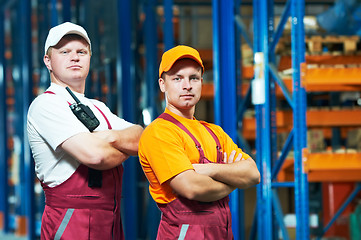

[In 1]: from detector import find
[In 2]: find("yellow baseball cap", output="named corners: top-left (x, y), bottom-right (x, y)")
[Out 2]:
top-left (159, 45), bottom-right (204, 78)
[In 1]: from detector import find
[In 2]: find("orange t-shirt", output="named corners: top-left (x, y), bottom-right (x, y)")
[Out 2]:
top-left (138, 108), bottom-right (250, 204)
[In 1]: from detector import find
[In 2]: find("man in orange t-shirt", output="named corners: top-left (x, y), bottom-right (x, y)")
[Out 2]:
top-left (138, 45), bottom-right (260, 239)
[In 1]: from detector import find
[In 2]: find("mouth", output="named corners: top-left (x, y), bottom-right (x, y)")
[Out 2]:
top-left (68, 65), bottom-right (82, 69)
top-left (180, 94), bottom-right (194, 99)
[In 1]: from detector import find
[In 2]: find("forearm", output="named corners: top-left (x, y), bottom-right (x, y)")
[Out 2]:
top-left (188, 176), bottom-right (235, 202)
top-left (169, 170), bottom-right (235, 202)
top-left (61, 132), bottom-right (129, 170)
top-left (94, 124), bottom-right (143, 156)
top-left (193, 158), bottom-right (260, 189)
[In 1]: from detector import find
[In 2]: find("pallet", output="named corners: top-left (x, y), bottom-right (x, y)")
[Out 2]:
top-left (275, 35), bottom-right (361, 55)
top-left (306, 35), bottom-right (360, 54)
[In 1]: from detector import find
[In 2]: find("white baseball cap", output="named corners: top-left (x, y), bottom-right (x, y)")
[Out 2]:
top-left (44, 22), bottom-right (91, 55)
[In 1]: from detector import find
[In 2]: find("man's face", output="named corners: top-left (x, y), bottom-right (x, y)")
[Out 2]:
top-left (44, 36), bottom-right (91, 85)
top-left (159, 58), bottom-right (203, 112)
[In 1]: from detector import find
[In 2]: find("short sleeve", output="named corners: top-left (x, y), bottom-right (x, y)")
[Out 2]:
top-left (139, 120), bottom-right (194, 185)
top-left (27, 94), bottom-right (89, 151)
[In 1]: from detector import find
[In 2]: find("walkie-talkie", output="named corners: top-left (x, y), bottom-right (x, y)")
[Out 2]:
top-left (66, 87), bottom-right (100, 132)
top-left (66, 86), bottom-right (102, 188)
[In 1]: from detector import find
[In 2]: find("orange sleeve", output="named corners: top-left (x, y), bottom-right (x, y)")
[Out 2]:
top-left (138, 119), bottom-right (194, 203)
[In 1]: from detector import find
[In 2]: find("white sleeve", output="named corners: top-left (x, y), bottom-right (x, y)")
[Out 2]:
top-left (27, 94), bottom-right (89, 151)
top-left (89, 100), bottom-right (135, 130)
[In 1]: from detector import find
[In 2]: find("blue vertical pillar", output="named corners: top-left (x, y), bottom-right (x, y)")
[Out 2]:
top-left (291, 0), bottom-right (309, 239)
top-left (62, 0), bottom-right (71, 22)
top-left (50, 0), bottom-right (59, 26)
top-left (117, 0), bottom-right (138, 239)
top-left (0, 7), bottom-right (10, 234)
top-left (163, 0), bottom-right (174, 50)
top-left (212, 0), bottom-right (244, 239)
top-left (144, 0), bottom-right (158, 120)
top-left (144, 1), bottom-right (160, 238)
top-left (19, 0), bottom-right (35, 239)
top-left (252, 0), bottom-right (264, 238)
top-left (253, 0), bottom-right (274, 238)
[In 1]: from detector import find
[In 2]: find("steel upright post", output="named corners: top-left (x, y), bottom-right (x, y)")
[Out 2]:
top-left (19, 0), bottom-right (35, 239)
top-left (252, 1), bottom-right (266, 239)
top-left (145, 0), bottom-right (159, 121)
top-left (144, 1), bottom-right (160, 238)
top-left (291, 0), bottom-right (309, 239)
top-left (62, 0), bottom-right (71, 22)
top-left (50, 0), bottom-right (58, 26)
top-left (253, 0), bottom-right (275, 238)
top-left (163, 0), bottom-right (174, 50)
top-left (117, 0), bottom-right (138, 239)
top-left (212, 0), bottom-right (245, 239)
top-left (0, 5), bottom-right (10, 234)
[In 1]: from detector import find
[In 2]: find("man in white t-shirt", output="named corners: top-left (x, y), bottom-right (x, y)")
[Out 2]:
top-left (27, 22), bottom-right (143, 240)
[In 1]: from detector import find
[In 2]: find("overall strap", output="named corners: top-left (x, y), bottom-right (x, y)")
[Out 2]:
top-left (201, 124), bottom-right (223, 163)
top-left (158, 113), bottom-right (223, 162)
top-left (44, 91), bottom-right (72, 106)
top-left (93, 105), bottom-right (112, 130)
top-left (158, 113), bottom-right (205, 159)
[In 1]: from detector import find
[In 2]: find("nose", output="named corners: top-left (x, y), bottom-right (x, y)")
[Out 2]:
top-left (70, 51), bottom-right (80, 61)
top-left (182, 79), bottom-right (192, 90)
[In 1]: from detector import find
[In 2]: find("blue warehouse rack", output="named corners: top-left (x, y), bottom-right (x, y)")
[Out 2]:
top-left (2, 0), bottom-right (343, 239)
top-left (252, 0), bottom-right (309, 239)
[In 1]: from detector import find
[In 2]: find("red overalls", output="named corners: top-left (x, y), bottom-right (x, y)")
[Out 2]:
top-left (40, 91), bottom-right (124, 240)
top-left (156, 113), bottom-right (233, 240)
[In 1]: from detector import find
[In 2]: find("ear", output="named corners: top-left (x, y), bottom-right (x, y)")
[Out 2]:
top-left (43, 55), bottom-right (52, 71)
top-left (159, 77), bottom-right (166, 93)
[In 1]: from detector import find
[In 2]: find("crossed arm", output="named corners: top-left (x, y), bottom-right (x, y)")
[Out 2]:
top-left (168, 151), bottom-right (260, 202)
top-left (61, 124), bottom-right (143, 170)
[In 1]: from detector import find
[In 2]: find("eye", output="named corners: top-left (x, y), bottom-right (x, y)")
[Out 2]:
top-left (78, 50), bottom-right (88, 55)
top-left (173, 77), bottom-right (181, 81)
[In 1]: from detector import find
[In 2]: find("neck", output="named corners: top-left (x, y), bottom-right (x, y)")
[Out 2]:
top-left (167, 105), bottom-right (195, 120)
top-left (51, 75), bottom-right (85, 94)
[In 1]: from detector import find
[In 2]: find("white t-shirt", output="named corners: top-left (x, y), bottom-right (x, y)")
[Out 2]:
top-left (27, 83), bottom-right (134, 187)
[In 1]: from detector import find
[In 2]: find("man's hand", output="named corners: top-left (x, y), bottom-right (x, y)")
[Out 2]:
top-left (223, 150), bottom-right (243, 163)
top-left (192, 151), bottom-right (260, 189)
top-left (94, 125), bottom-right (143, 156)
top-left (192, 150), bottom-right (245, 177)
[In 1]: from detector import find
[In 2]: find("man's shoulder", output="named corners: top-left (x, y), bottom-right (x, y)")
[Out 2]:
top-left (199, 120), bottom-right (220, 129)
top-left (141, 117), bottom-right (183, 138)
top-left (29, 91), bottom-right (61, 110)
top-left (199, 121), bottom-right (225, 135)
